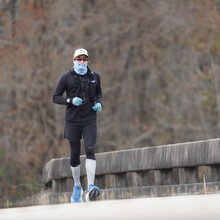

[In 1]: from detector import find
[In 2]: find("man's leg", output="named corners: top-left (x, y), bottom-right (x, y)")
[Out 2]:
top-left (69, 140), bottom-right (81, 186)
top-left (85, 159), bottom-right (96, 186)
top-left (69, 140), bottom-right (83, 203)
top-left (82, 120), bottom-right (100, 201)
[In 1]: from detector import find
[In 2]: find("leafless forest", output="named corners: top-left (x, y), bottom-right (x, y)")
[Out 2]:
top-left (0, 0), bottom-right (220, 206)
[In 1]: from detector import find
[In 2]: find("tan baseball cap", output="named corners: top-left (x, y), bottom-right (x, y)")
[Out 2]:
top-left (73, 48), bottom-right (89, 59)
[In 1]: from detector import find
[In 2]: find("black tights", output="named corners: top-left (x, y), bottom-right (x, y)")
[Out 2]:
top-left (69, 140), bottom-right (95, 167)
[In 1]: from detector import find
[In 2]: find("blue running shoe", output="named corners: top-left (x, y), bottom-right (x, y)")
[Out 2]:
top-left (85, 184), bottom-right (100, 202)
top-left (71, 185), bottom-right (83, 203)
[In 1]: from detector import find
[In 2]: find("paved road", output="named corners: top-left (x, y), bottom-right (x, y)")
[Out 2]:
top-left (1, 194), bottom-right (220, 220)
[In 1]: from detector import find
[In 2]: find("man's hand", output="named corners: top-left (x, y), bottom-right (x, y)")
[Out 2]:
top-left (92, 103), bottom-right (102, 112)
top-left (72, 97), bottom-right (83, 106)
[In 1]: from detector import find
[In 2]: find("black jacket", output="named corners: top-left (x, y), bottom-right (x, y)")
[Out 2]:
top-left (53, 68), bottom-right (103, 122)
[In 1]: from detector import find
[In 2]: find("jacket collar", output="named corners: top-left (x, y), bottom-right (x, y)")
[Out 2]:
top-left (70, 67), bottom-right (92, 77)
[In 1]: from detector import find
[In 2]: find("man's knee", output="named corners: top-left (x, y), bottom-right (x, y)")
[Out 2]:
top-left (70, 156), bottom-right (80, 167)
top-left (85, 146), bottom-right (95, 160)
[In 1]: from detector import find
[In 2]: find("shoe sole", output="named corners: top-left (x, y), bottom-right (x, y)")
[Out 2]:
top-left (88, 188), bottom-right (100, 201)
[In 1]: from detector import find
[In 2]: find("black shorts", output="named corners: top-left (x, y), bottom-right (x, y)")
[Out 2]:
top-left (64, 119), bottom-right (97, 142)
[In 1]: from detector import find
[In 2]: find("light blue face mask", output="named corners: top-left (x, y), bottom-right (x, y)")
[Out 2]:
top-left (73, 61), bottom-right (88, 75)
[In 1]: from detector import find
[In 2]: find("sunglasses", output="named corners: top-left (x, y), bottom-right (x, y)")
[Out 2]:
top-left (74, 57), bottom-right (89, 62)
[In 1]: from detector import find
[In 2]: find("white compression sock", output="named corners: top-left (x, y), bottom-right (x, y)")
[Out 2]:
top-left (71, 164), bottom-right (81, 186)
top-left (86, 159), bottom-right (96, 187)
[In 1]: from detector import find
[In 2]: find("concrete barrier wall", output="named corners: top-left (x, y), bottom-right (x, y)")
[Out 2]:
top-left (42, 138), bottom-right (220, 185)
top-left (15, 138), bottom-right (220, 206)
top-left (42, 138), bottom-right (220, 190)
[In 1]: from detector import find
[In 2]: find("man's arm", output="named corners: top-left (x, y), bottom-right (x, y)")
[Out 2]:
top-left (52, 75), bottom-right (68, 105)
top-left (95, 74), bottom-right (103, 105)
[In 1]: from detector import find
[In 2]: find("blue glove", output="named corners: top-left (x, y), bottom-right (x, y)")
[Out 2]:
top-left (92, 103), bottom-right (102, 112)
top-left (72, 97), bottom-right (83, 106)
